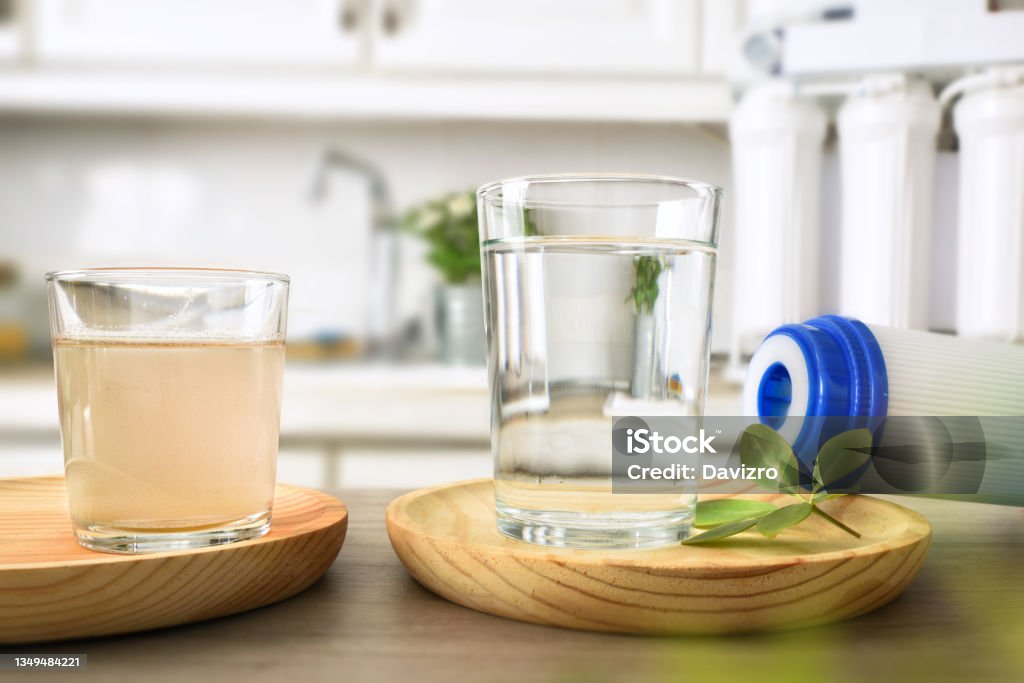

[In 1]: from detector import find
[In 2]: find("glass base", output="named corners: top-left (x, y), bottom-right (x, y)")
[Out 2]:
top-left (496, 504), bottom-right (693, 550)
top-left (73, 510), bottom-right (271, 554)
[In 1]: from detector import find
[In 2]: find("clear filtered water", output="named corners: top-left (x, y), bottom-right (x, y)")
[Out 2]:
top-left (482, 237), bottom-right (716, 548)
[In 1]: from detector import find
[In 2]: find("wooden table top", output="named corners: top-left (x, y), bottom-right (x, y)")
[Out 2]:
top-left (10, 490), bottom-right (1024, 683)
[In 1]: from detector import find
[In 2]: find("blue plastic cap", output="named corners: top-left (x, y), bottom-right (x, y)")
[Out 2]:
top-left (767, 315), bottom-right (889, 418)
top-left (757, 315), bottom-right (889, 468)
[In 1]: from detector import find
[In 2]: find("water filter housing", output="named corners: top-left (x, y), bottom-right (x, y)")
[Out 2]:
top-left (745, 315), bottom-right (1024, 419)
top-left (729, 83), bottom-right (827, 358)
top-left (837, 77), bottom-right (940, 329)
top-left (952, 66), bottom-right (1024, 342)
top-left (744, 315), bottom-right (1024, 503)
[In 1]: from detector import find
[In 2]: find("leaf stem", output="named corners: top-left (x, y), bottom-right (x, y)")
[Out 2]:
top-left (812, 505), bottom-right (861, 538)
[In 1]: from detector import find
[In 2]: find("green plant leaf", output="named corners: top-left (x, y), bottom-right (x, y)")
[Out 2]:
top-left (739, 423), bottom-right (801, 492)
top-left (756, 502), bottom-right (812, 539)
top-left (813, 491), bottom-right (839, 504)
top-left (694, 499), bottom-right (777, 527)
top-left (681, 517), bottom-right (761, 545)
top-left (812, 428), bottom-right (873, 492)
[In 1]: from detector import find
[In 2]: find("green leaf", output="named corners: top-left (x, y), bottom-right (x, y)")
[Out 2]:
top-left (756, 502), bottom-right (812, 539)
top-left (694, 499), bottom-right (777, 527)
top-left (739, 424), bottom-right (801, 492)
top-left (682, 517), bottom-right (761, 545)
top-left (812, 491), bottom-right (839, 504)
top-left (813, 428), bottom-right (873, 492)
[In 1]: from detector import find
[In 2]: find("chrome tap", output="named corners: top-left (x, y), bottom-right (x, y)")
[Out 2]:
top-left (308, 148), bottom-right (400, 357)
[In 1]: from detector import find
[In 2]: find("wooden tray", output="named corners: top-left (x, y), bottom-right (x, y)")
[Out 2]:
top-left (386, 479), bottom-right (931, 635)
top-left (0, 477), bottom-right (347, 644)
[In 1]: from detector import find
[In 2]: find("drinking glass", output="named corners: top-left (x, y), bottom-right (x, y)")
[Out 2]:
top-left (478, 174), bottom-right (721, 548)
top-left (46, 268), bottom-right (289, 553)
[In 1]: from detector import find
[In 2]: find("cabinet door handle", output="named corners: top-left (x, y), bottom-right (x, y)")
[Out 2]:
top-left (0, 0), bottom-right (14, 26)
top-left (339, 0), bottom-right (362, 32)
top-left (381, 3), bottom-right (402, 36)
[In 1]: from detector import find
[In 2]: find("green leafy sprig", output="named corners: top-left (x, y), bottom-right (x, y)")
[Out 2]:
top-left (683, 425), bottom-right (873, 545)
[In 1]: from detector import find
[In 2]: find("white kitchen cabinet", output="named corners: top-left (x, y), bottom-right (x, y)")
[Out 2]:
top-left (0, 0), bottom-right (735, 121)
top-left (33, 0), bottom-right (365, 67)
top-left (371, 0), bottom-right (700, 76)
top-left (700, 0), bottom-right (744, 75)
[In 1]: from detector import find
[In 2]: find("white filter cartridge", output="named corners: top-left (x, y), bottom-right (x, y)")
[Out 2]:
top-left (950, 66), bottom-right (1024, 342)
top-left (869, 324), bottom-right (1024, 416)
top-left (729, 83), bottom-right (827, 358)
top-left (744, 316), bottom-right (1024, 417)
top-left (743, 316), bottom-right (1024, 504)
top-left (837, 77), bottom-right (940, 329)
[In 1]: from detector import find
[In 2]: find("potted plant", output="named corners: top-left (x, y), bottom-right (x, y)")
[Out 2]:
top-left (403, 190), bottom-right (486, 365)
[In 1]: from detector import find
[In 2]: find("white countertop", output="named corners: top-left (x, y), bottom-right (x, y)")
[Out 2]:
top-left (0, 363), bottom-right (491, 441)
top-left (0, 363), bottom-right (742, 442)
top-left (280, 364), bottom-right (489, 443)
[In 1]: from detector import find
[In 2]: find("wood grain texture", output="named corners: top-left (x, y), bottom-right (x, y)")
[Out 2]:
top-left (3, 490), bottom-right (1018, 683)
top-left (386, 479), bottom-right (932, 635)
top-left (0, 477), bottom-right (348, 644)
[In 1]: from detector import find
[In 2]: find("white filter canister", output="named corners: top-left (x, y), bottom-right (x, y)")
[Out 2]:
top-left (837, 77), bottom-right (940, 329)
top-left (743, 315), bottom-right (1024, 503)
top-left (744, 317), bottom-right (1024, 418)
top-left (729, 83), bottom-right (827, 358)
top-left (952, 67), bottom-right (1024, 342)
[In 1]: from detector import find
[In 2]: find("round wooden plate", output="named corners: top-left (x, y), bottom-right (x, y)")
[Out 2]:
top-left (386, 479), bottom-right (931, 635)
top-left (0, 477), bottom-right (348, 644)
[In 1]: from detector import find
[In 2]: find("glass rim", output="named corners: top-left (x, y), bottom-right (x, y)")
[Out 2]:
top-left (477, 173), bottom-right (723, 207)
top-left (45, 267), bottom-right (291, 284)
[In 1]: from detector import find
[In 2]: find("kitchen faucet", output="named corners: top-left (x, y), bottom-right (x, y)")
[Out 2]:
top-left (308, 148), bottom-right (401, 358)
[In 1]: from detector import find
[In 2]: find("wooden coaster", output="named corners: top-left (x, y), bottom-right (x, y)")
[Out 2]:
top-left (386, 479), bottom-right (931, 635)
top-left (0, 477), bottom-right (347, 644)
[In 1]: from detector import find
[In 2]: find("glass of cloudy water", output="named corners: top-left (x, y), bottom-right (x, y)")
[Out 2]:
top-left (478, 175), bottom-right (721, 549)
top-left (46, 268), bottom-right (289, 554)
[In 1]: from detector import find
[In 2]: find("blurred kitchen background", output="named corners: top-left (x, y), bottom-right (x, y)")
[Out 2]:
top-left (1, 0), bottom-right (1022, 488)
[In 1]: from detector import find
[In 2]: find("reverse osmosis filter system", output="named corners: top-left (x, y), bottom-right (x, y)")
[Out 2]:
top-left (744, 316), bottom-right (1024, 504)
top-left (727, 1), bottom-right (1024, 375)
top-left (944, 66), bottom-right (1024, 343)
top-left (728, 84), bottom-right (827, 372)
top-left (724, 2), bottom-right (1024, 503)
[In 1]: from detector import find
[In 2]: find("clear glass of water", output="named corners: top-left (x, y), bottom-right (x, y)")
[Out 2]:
top-left (46, 268), bottom-right (289, 554)
top-left (477, 175), bottom-right (721, 549)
